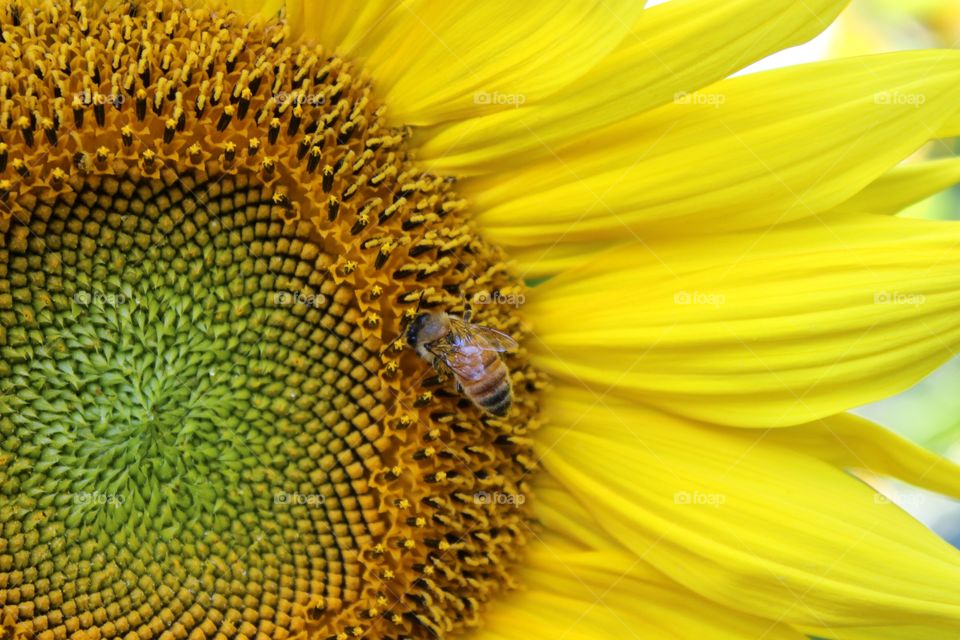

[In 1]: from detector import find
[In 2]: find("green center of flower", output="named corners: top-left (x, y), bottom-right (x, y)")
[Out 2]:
top-left (1, 173), bottom-right (389, 634)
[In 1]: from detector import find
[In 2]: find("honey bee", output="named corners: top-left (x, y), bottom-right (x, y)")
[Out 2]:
top-left (406, 308), bottom-right (517, 416)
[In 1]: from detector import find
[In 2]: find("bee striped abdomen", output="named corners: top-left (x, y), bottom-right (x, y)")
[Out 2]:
top-left (463, 352), bottom-right (512, 416)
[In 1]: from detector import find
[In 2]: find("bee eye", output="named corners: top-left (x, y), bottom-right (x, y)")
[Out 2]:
top-left (406, 314), bottom-right (426, 346)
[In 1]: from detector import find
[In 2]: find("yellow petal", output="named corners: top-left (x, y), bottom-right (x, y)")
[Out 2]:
top-left (471, 534), bottom-right (807, 640)
top-left (471, 51), bottom-right (960, 257)
top-left (507, 156), bottom-right (960, 278)
top-left (324, 0), bottom-right (646, 127)
top-left (418, 0), bottom-right (847, 174)
top-left (829, 157), bottom-right (960, 216)
top-left (506, 239), bottom-right (625, 280)
top-left (532, 474), bottom-right (623, 552)
top-left (768, 412), bottom-right (960, 500)
top-left (936, 110), bottom-right (960, 137)
top-left (525, 215), bottom-right (960, 427)
top-left (223, 0), bottom-right (283, 20)
top-left (282, 0), bottom-right (402, 53)
top-left (540, 386), bottom-right (960, 632)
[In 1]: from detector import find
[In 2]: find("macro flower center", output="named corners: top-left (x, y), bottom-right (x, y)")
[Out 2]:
top-left (0, 2), bottom-right (544, 639)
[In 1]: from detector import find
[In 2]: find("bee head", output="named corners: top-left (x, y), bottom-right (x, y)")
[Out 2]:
top-left (406, 312), bottom-right (430, 348)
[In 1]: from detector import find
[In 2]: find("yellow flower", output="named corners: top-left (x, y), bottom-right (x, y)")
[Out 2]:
top-left (4, 1), bottom-right (960, 640)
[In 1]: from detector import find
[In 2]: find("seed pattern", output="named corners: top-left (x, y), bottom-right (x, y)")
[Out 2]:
top-left (0, 2), bottom-right (544, 639)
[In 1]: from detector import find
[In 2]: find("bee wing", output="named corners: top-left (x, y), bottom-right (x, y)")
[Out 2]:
top-left (467, 325), bottom-right (518, 352)
top-left (426, 341), bottom-right (488, 381)
top-left (447, 317), bottom-right (518, 352)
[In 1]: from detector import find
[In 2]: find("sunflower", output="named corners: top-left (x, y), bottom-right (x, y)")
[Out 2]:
top-left (4, 1), bottom-right (960, 639)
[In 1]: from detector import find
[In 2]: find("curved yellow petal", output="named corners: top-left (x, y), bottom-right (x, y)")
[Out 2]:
top-left (471, 534), bottom-right (806, 640)
top-left (507, 239), bottom-right (628, 280)
top-left (533, 475), bottom-right (620, 552)
top-left (506, 155), bottom-right (960, 278)
top-left (282, 0), bottom-right (402, 54)
top-left (829, 157), bottom-right (960, 216)
top-left (539, 386), bottom-right (960, 633)
top-left (418, 0), bottom-right (847, 175)
top-left (224, 0), bottom-right (284, 20)
top-left (525, 215), bottom-right (960, 428)
top-left (768, 412), bottom-right (960, 500)
top-left (318, 0), bottom-right (646, 127)
top-left (471, 51), bottom-right (960, 255)
top-left (936, 109), bottom-right (960, 137)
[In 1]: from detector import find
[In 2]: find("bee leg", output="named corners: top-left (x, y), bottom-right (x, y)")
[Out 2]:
top-left (432, 360), bottom-right (460, 391)
top-left (463, 302), bottom-right (473, 323)
top-left (442, 373), bottom-right (463, 393)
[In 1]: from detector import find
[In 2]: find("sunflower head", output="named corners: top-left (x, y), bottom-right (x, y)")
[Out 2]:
top-left (11, 0), bottom-right (960, 639)
top-left (0, 1), bottom-right (544, 638)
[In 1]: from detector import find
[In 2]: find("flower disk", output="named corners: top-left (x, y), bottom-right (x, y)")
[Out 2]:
top-left (0, 2), bottom-right (544, 639)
